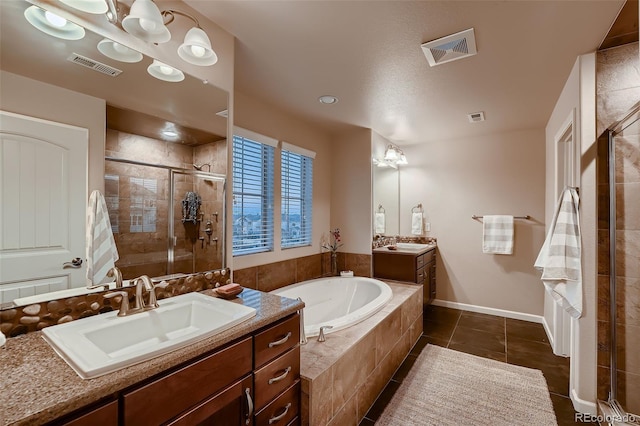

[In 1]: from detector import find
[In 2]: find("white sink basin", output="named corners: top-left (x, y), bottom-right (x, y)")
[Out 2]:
top-left (394, 243), bottom-right (433, 251)
top-left (42, 292), bottom-right (256, 379)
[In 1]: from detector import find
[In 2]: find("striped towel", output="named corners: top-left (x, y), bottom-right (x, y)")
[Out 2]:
top-left (534, 187), bottom-right (582, 318)
top-left (375, 212), bottom-right (386, 234)
top-left (86, 190), bottom-right (119, 286)
top-left (482, 215), bottom-right (514, 254)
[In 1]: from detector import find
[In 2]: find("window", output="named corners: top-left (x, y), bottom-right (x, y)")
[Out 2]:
top-left (281, 142), bottom-right (314, 248)
top-left (129, 177), bottom-right (157, 233)
top-left (232, 129), bottom-right (276, 255)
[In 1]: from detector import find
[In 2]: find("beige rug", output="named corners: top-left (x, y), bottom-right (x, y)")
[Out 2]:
top-left (377, 345), bottom-right (557, 425)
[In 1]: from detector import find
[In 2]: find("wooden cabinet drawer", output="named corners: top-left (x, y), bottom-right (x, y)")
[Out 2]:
top-left (416, 267), bottom-right (425, 284)
top-left (416, 254), bottom-right (425, 268)
top-left (423, 249), bottom-right (435, 264)
top-left (254, 314), bottom-right (300, 368)
top-left (62, 400), bottom-right (118, 426)
top-left (122, 337), bottom-right (252, 425)
top-left (167, 374), bottom-right (253, 426)
top-left (254, 346), bottom-right (300, 410)
top-left (255, 381), bottom-right (300, 426)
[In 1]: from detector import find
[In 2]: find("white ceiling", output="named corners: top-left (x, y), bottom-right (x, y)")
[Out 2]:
top-left (187, 0), bottom-right (625, 145)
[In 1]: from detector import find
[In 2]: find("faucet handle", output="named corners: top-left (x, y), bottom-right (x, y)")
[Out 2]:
top-left (147, 280), bottom-right (169, 309)
top-left (104, 291), bottom-right (130, 317)
top-left (317, 325), bottom-right (333, 342)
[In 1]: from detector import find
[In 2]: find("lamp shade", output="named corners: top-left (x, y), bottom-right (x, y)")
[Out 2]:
top-left (97, 38), bottom-right (143, 63)
top-left (122, 0), bottom-right (170, 43)
top-left (384, 145), bottom-right (399, 161)
top-left (59, 0), bottom-right (108, 14)
top-left (178, 27), bottom-right (218, 66)
top-left (147, 60), bottom-right (184, 82)
top-left (24, 6), bottom-right (85, 40)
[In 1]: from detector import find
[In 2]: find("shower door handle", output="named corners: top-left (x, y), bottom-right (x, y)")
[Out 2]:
top-left (63, 257), bottom-right (83, 268)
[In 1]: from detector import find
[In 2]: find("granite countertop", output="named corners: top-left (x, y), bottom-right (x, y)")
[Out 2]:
top-left (372, 242), bottom-right (437, 255)
top-left (0, 288), bottom-right (304, 426)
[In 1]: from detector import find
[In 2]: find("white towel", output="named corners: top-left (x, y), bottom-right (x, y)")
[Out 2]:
top-left (534, 187), bottom-right (582, 318)
top-left (411, 212), bottom-right (423, 235)
top-left (375, 212), bottom-right (386, 234)
top-left (482, 215), bottom-right (514, 254)
top-left (86, 190), bottom-right (119, 286)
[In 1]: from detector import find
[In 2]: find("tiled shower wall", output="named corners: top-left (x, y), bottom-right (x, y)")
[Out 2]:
top-left (105, 129), bottom-right (226, 279)
top-left (596, 41), bottom-right (640, 413)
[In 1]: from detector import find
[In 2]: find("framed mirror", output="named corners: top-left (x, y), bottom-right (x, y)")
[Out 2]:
top-left (0, 1), bottom-right (228, 307)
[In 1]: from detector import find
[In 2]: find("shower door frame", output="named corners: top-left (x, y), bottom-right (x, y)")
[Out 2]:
top-left (105, 156), bottom-right (226, 276)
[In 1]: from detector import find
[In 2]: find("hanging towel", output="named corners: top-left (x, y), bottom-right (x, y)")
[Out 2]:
top-left (86, 190), bottom-right (119, 286)
top-left (182, 191), bottom-right (201, 223)
top-left (482, 215), bottom-right (514, 254)
top-left (535, 187), bottom-right (582, 318)
top-left (411, 212), bottom-right (423, 235)
top-left (375, 212), bottom-right (386, 234)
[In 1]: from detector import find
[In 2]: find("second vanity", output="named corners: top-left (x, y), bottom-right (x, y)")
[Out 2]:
top-left (373, 243), bottom-right (437, 307)
top-left (1, 289), bottom-right (304, 426)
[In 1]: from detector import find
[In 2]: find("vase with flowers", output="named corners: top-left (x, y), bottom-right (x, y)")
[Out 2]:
top-left (322, 228), bottom-right (343, 276)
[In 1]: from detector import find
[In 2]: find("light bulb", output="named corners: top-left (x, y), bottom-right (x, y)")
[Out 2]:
top-left (190, 45), bottom-right (206, 58)
top-left (112, 43), bottom-right (128, 54)
top-left (159, 65), bottom-right (173, 75)
top-left (138, 17), bottom-right (157, 32)
top-left (45, 11), bottom-right (67, 28)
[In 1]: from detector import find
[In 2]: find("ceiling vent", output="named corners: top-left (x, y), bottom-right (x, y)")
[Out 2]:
top-left (467, 111), bottom-right (485, 123)
top-left (67, 53), bottom-right (122, 76)
top-left (421, 28), bottom-right (477, 67)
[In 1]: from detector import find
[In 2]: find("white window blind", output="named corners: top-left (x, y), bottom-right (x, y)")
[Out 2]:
top-left (232, 133), bottom-right (275, 255)
top-left (281, 146), bottom-right (313, 248)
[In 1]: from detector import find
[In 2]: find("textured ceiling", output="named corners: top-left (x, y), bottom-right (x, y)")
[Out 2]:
top-left (187, 0), bottom-right (626, 145)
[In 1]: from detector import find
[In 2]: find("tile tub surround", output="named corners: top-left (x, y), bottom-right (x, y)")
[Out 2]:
top-left (0, 288), bottom-right (304, 426)
top-left (234, 252), bottom-right (372, 292)
top-left (0, 269), bottom-right (231, 338)
top-left (301, 281), bottom-right (423, 426)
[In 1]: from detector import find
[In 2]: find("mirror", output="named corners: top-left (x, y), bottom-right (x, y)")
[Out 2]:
top-left (0, 1), bottom-right (228, 306)
top-left (372, 165), bottom-right (400, 236)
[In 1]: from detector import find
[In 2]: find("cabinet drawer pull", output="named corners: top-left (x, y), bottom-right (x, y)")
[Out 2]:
top-left (245, 387), bottom-right (253, 425)
top-left (268, 332), bottom-right (292, 348)
top-left (268, 402), bottom-right (292, 424)
top-left (268, 366), bottom-right (292, 385)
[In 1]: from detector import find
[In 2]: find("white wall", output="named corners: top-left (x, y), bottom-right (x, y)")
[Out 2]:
top-left (0, 71), bottom-right (106, 195)
top-left (546, 54), bottom-right (598, 414)
top-left (331, 128), bottom-right (373, 254)
top-left (400, 128), bottom-right (547, 316)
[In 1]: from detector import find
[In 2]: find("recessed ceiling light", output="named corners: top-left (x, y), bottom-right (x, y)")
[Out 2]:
top-left (162, 130), bottom-right (179, 137)
top-left (318, 95), bottom-right (338, 105)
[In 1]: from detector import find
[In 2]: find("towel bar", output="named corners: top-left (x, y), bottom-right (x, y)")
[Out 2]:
top-left (412, 203), bottom-right (423, 213)
top-left (472, 215), bottom-right (530, 220)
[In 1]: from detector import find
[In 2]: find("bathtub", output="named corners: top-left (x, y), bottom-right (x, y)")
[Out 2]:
top-left (271, 277), bottom-right (392, 337)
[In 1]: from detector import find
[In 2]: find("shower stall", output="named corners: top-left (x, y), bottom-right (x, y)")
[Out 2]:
top-left (104, 157), bottom-right (225, 280)
top-left (598, 101), bottom-right (640, 420)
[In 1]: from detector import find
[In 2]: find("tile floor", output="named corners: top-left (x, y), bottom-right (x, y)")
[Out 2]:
top-left (359, 305), bottom-right (596, 426)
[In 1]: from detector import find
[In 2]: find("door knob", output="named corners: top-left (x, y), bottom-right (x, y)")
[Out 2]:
top-left (63, 257), bottom-right (83, 268)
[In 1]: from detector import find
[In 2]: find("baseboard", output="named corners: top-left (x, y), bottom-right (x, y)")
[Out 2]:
top-left (541, 315), bottom-right (556, 348)
top-left (571, 388), bottom-right (597, 415)
top-left (432, 299), bottom-right (544, 324)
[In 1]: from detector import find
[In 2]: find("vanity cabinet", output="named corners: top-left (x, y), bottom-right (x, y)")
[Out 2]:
top-left (373, 247), bottom-right (436, 307)
top-left (60, 400), bottom-right (118, 426)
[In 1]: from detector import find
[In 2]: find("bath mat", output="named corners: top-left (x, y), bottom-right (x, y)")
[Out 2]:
top-left (376, 345), bottom-right (557, 425)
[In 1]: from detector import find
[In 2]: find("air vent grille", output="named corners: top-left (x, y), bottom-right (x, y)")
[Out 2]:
top-left (467, 111), bottom-right (485, 123)
top-left (67, 53), bottom-right (122, 76)
top-left (421, 28), bottom-right (477, 67)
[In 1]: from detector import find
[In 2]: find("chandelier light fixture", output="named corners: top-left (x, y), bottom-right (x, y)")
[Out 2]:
top-left (375, 144), bottom-right (408, 167)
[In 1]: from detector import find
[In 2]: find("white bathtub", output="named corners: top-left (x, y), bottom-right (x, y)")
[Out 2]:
top-left (271, 277), bottom-right (393, 337)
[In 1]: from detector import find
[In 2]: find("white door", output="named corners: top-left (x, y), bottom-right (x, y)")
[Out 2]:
top-left (0, 111), bottom-right (88, 304)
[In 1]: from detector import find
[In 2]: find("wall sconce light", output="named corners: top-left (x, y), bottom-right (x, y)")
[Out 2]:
top-left (376, 144), bottom-right (408, 167)
top-left (147, 59), bottom-right (185, 82)
top-left (163, 9), bottom-right (218, 66)
top-left (122, 0), bottom-right (170, 43)
top-left (24, 5), bottom-right (86, 40)
top-left (97, 38), bottom-right (143, 63)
